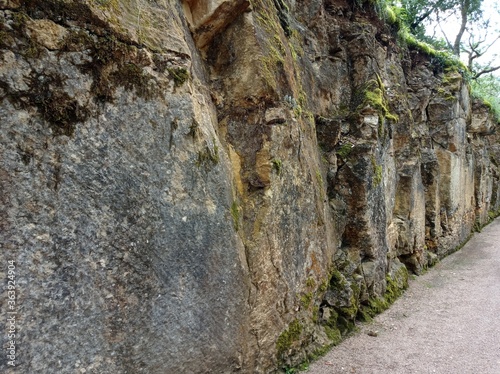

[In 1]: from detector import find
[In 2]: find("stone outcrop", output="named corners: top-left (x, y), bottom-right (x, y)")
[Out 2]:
top-left (1, 0), bottom-right (498, 373)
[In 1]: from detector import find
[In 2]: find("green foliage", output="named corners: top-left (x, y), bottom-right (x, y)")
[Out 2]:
top-left (384, 4), bottom-right (398, 24)
top-left (470, 74), bottom-right (500, 122)
top-left (378, 0), bottom-right (495, 80)
top-left (297, 362), bottom-right (309, 371)
top-left (336, 143), bottom-right (354, 160)
top-left (399, 0), bottom-right (457, 37)
top-left (167, 68), bottom-right (190, 87)
top-left (397, 24), bottom-right (467, 73)
top-left (377, 1), bottom-right (408, 30)
top-left (398, 0), bottom-right (493, 65)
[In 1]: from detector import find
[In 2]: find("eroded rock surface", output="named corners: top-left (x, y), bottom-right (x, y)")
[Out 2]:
top-left (1, 0), bottom-right (498, 373)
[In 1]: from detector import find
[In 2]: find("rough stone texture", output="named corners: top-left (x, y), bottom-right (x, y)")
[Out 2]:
top-left (1, 0), bottom-right (499, 373)
top-left (183, 0), bottom-right (251, 49)
top-left (1, 1), bottom-right (250, 373)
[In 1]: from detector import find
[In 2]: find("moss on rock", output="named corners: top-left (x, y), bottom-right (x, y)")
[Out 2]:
top-left (358, 75), bottom-right (399, 122)
top-left (360, 265), bottom-right (409, 319)
top-left (276, 319), bottom-right (303, 357)
top-left (336, 143), bottom-right (353, 160)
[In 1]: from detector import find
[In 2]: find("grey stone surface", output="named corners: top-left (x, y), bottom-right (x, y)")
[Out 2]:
top-left (1, 1), bottom-right (499, 373)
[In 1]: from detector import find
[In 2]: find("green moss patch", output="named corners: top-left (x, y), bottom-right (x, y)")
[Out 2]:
top-left (272, 159), bottom-right (283, 175)
top-left (397, 26), bottom-right (466, 74)
top-left (276, 319), bottom-right (303, 358)
top-left (336, 143), bottom-right (353, 160)
top-left (356, 75), bottom-right (398, 123)
top-left (371, 156), bottom-right (383, 187)
top-left (360, 266), bottom-right (409, 319)
top-left (300, 292), bottom-right (313, 309)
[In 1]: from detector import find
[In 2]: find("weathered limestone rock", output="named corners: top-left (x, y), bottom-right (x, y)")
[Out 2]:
top-left (24, 18), bottom-right (68, 50)
top-left (393, 162), bottom-right (426, 273)
top-left (1, 2), bottom-right (251, 373)
top-left (183, 0), bottom-right (250, 49)
top-left (1, 0), bottom-right (499, 373)
top-left (470, 100), bottom-right (496, 135)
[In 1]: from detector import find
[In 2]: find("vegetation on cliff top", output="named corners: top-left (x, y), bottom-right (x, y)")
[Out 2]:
top-left (366, 0), bottom-right (500, 121)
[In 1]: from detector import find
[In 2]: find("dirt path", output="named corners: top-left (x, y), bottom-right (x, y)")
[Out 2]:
top-left (307, 218), bottom-right (500, 374)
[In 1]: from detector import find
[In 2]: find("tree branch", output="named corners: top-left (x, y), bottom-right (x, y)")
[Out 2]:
top-left (436, 15), bottom-right (454, 50)
top-left (473, 66), bottom-right (500, 79)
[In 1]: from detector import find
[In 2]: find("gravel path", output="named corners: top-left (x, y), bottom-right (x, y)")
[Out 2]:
top-left (307, 218), bottom-right (500, 374)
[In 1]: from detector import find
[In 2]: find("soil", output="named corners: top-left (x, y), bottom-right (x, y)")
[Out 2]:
top-left (307, 218), bottom-right (500, 374)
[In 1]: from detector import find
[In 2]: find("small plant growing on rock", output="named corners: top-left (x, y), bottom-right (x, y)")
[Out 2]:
top-left (230, 201), bottom-right (240, 231)
top-left (336, 143), bottom-right (353, 160)
top-left (371, 156), bottom-right (383, 187)
top-left (167, 67), bottom-right (190, 87)
top-left (197, 144), bottom-right (219, 168)
top-left (272, 158), bottom-right (283, 175)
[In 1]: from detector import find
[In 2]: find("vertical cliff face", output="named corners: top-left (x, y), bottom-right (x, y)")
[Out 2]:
top-left (1, 0), bottom-right (499, 373)
top-left (1, 1), bottom-right (251, 372)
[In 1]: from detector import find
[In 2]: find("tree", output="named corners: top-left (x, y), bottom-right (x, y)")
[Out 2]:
top-left (470, 73), bottom-right (500, 116)
top-left (399, 0), bottom-right (457, 37)
top-left (436, 0), bottom-right (482, 55)
top-left (400, 0), bottom-right (500, 78)
top-left (400, 0), bottom-right (482, 54)
top-left (461, 17), bottom-right (500, 78)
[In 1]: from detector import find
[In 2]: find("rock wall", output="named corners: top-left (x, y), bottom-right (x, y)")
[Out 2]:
top-left (1, 0), bottom-right (498, 373)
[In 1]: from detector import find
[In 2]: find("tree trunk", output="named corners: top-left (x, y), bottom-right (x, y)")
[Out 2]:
top-left (453, 0), bottom-right (470, 55)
